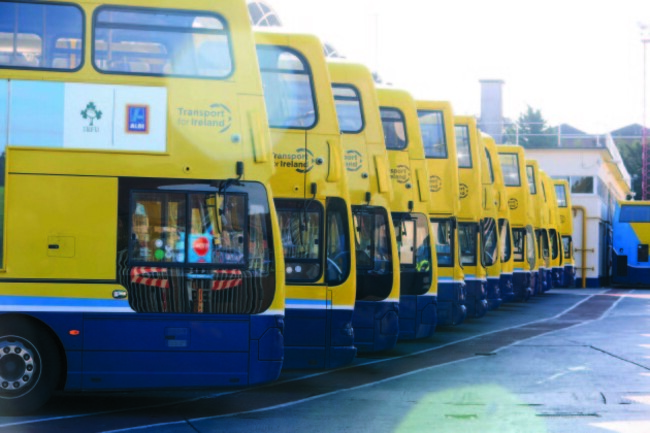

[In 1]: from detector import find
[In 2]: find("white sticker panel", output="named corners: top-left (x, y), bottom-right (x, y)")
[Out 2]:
top-left (63, 83), bottom-right (115, 150)
top-left (113, 86), bottom-right (167, 152)
top-left (4, 81), bottom-right (167, 153)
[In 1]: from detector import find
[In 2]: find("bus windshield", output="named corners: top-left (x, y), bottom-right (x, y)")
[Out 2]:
top-left (431, 219), bottom-right (454, 267)
top-left (459, 223), bottom-right (478, 266)
top-left (499, 219), bottom-right (512, 263)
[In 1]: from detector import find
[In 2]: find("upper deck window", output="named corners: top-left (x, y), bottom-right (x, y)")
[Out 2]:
top-left (94, 7), bottom-right (233, 78)
top-left (0, 2), bottom-right (83, 70)
top-left (455, 125), bottom-right (472, 168)
top-left (526, 166), bottom-right (537, 195)
top-left (485, 148), bottom-right (495, 184)
top-left (332, 84), bottom-right (364, 134)
top-left (620, 205), bottom-right (650, 223)
top-left (418, 110), bottom-right (447, 158)
top-left (499, 153), bottom-right (521, 186)
top-left (380, 108), bottom-right (408, 150)
top-left (257, 45), bottom-right (317, 129)
top-left (555, 184), bottom-right (567, 207)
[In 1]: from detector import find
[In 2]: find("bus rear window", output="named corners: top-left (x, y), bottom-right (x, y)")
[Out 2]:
top-left (527, 166), bottom-right (537, 194)
top-left (257, 46), bottom-right (317, 129)
top-left (94, 7), bottom-right (233, 78)
top-left (131, 192), bottom-right (247, 266)
top-left (499, 153), bottom-right (521, 186)
top-left (455, 125), bottom-right (472, 168)
top-left (418, 110), bottom-right (447, 158)
top-left (333, 84), bottom-right (364, 134)
top-left (619, 205), bottom-right (650, 223)
top-left (380, 108), bottom-right (408, 150)
top-left (0, 2), bottom-right (83, 70)
top-left (555, 184), bottom-right (568, 207)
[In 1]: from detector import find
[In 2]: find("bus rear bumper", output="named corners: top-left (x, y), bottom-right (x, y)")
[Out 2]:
top-left (465, 280), bottom-right (488, 318)
top-left (436, 281), bottom-right (467, 326)
top-left (353, 300), bottom-right (399, 353)
top-left (283, 308), bottom-right (356, 370)
top-left (486, 277), bottom-right (502, 310)
top-left (499, 274), bottom-right (515, 302)
top-left (513, 271), bottom-right (532, 302)
top-left (398, 294), bottom-right (437, 340)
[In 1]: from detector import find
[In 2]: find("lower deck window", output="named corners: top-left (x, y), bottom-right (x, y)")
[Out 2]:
top-left (119, 180), bottom-right (275, 315)
top-left (563, 236), bottom-right (573, 260)
top-left (277, 199), bottom-right (323, 282)
top-left (512, 228), bottom-right (525, 262)
top-left (431, 219), bottom-right (454, 267)
top-left (458, 223), bottom-right (478, 267)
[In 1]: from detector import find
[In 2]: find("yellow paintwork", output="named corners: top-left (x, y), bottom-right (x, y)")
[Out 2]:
top-left (498, 145), bottom-right (536, 273)
top-left (327, 60), bottom-right (400, 303)
top-left (481, 135), bottom-right (510, 279)
top-left (455, 116), bottom-right (486, 282)
top-left (0, 0), bottom-right (285, 314)
top-left (255, 31), bottom-right (356, 309)
top-left (542, 172), bottom-right (562, 270)
top-left (527, 160), bottom-right (550, 270)
top-left (554, 180), bottom-right (575, 266)
top-left (377, 87), bottom-right (437, 297)
top-left (417, 100), bottom-right (464, 286)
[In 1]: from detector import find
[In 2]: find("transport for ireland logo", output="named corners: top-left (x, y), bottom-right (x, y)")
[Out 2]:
top-left (345, 150), bottom-right (363, 172)
top-left (430, 175), bottom-right (442, 193)
top-left (81, 102), bottom-right (102, 130)
top-left (391, 165), bottom-right (411, 184)
top-left (274, 148), bottom-right (315, 173)
top-left (459, 183), bottom-right (469, 199)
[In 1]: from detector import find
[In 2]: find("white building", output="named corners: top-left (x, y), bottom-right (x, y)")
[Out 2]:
top-left (526, 136), bottom-right (632, 288)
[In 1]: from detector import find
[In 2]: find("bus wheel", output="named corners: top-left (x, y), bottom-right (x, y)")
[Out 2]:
top-left (0, 318), bottom-right (61, 415)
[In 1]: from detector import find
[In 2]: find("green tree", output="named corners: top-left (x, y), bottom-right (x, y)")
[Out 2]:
top-left (504, 106), bottom-right (556, 148)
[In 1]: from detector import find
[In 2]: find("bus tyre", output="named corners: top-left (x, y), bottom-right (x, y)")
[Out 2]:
top-left (0, 318), bottom-right (61, 415)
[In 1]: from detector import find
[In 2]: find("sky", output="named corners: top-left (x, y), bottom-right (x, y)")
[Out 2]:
top-left (259, 0), bottom-right (650, 134)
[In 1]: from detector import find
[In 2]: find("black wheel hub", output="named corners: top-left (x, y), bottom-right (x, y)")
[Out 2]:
top-left (0, 339), bottom-right (36, 394)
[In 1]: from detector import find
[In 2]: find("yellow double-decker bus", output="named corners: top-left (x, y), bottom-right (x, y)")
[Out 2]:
top-left (0, 0), bottom-right (286, 414)
top-left (255, 31), bottom-right (357, 369)
top-left (483, 136), bottom-right (515, 302)
top-left (328, 60), bottom-right (401, 353)
top-left (455, 116), bottom-right (488, 318)
top-left (554, 179), bottom-right (576, 287)
top-left (378, 87), bottom-right (438, 340)
top-left (416, 100), bottom-right (467, 326)
top-left (498, 145), bottom-right (536, 301)
top-left (542, 172), bottom-right (562, 289)
top-left (480, 134), bottom-right (506, 309)
top-left (526, 160), bottom-right (550, 294)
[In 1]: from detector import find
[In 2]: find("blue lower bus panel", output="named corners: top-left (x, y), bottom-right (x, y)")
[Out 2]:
top-left (563, 265), bottom-right (576, 287)
top-left (486, 277), bottom-right (502, 310)
top-left (26, 312), bottom-right (284, 391)
top-left (436, 280), bottom-right (467, 326)
top-left (612, 251), bottom-right (650, 285)
top-left (499, 273), bottom-right (515, 302)
top-left (398, 294), bottom-right (437, 340)
top-left (551, 267), bottom-right (563, 289)
top-left (464, 279), bottom-right (488, 318)
top-left (512, 271), bottom-right (532, 302)
top-left (352, 300), bottom-right (399, 353)
top-left (283, 308), bottom-right (356, 370)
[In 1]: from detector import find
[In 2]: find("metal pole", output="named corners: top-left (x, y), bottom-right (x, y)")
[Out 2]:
top-left (643, 37), bottom-right (649, 199)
